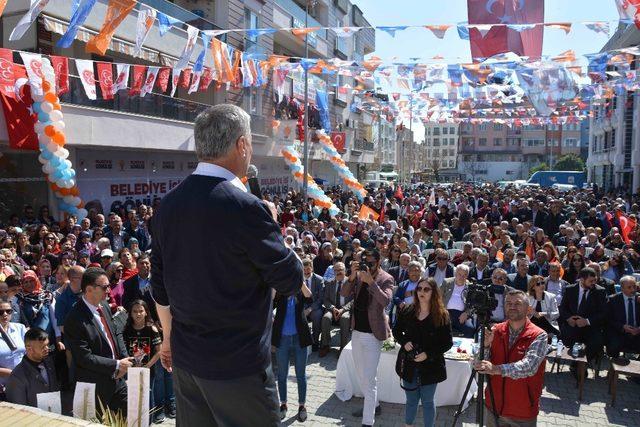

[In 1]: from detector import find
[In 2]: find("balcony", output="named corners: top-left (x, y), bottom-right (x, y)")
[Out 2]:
top-left (143, 0), bottom-right (221, 31)
top-left (354, 140), bottom-right (375, 151)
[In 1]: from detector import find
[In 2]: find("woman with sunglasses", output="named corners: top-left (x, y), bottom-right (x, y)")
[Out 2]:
top-left (527, 275), bottom-right (559, 336)
top-left (563, 253), bottom-right (586, 285)
top-left (381, 244), bottom-right (402, 272)
top-left (0, 299), bottom-right (27, 399)
top-left (393, 278), bottom-right (453, 427)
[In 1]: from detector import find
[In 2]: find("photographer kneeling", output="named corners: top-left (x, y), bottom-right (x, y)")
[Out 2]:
top-left (393, 278), bottom-right (453, 427)
top-left (474, 290), bottom-right (548, 427)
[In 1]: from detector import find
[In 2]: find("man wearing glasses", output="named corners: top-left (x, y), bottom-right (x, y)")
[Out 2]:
top-left (490, 269), bottom-right (514, 323)
top-left (64, 267), bottom-right (133, 416)
top-left (427, 249), bottom-right (454, 287)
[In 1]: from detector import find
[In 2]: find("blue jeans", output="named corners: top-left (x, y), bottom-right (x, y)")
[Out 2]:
top-left (403, 375), bottom-right (438, 427)
top-left (275, 334), bottom-right (308, 405)
top-left (153, 359), bottom-right (175, 411)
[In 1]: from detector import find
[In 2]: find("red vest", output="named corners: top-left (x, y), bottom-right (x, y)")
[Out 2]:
top-left (484, 319), bottom-right (546, 420)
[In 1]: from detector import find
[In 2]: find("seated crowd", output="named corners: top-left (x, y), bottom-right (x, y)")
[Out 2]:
top-left (1, 181), bottom-right (640, 425)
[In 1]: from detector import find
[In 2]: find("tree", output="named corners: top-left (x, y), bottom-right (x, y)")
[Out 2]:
top-left (554, 154), bottom-right (585, 172)
top-left (431, 159), bottom-right (441, 182)
top-left (530, 162), bottom-right (549, 176)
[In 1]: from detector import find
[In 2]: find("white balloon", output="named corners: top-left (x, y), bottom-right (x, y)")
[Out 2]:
top-left (45, 141), bottom-right (58, 153)
top-left (49, 110), bottom-right (63, 122)
top-left (42, 164), bottom-right (50, 174)
top-left (41, 102), bottom-right (54, 113)
top-left (38, 155), bottom-right (46, 164)
top-left (31, 94), bottom-right (44, 102)
top-left (52, 121), bottom-right (65, 131)
top-left (34, 123), bottom-right (46, 134)
top-left (58, 148), bottom-right (69, 159)
top-left (64, 159), bottom-right (72, 169)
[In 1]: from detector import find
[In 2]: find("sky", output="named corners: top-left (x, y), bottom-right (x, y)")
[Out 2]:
top-left (349, 0), bottom-right (621, 142)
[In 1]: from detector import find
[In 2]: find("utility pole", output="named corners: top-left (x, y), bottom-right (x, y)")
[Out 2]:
top-left (301, 0), bottom-right (311, 202)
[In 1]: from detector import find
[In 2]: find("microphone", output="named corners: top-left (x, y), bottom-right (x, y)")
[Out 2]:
top-left (246, 164), bottom-right (262, 199)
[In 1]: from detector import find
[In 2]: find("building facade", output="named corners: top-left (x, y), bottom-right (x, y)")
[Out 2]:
top-left (0, 0), bottom-right (376, 219)
top-left (424, 123), bottom-right (459, 176)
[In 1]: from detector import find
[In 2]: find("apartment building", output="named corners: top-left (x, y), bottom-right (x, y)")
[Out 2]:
top-left (0, 0), bottom-right (376, 218)
top-left (424, 122), bottom-right (459, 173)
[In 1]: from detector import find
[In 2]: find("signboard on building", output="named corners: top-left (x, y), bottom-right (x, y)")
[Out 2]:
top-left (291, 70), bottom-right (325, 102)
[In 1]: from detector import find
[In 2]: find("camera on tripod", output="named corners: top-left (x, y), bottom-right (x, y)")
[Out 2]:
top-left (464, 279), bottom-right (499, 317)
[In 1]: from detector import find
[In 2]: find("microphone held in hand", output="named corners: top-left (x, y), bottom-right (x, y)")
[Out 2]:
top-left (246, 164), bottom-right (262, 199)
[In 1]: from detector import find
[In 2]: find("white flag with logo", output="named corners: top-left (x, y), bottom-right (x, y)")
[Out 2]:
top-left (188, 71), bottom-right (202, 94)
top-left (174, 25), bottom-right (199, 70)
top-left (140, 66), bottom-right (159, 97)
top-left (75, 59), bottom-right (97, 100)
top-left (19, 52), bottom-right (45, 96)
top-left (10, 0), bottom-right (51, 41)
top-left (112, 63), bottom-right (130, 93)
top-left (134, 5), bottom-right (156, 57)
top-left (170, 67), bottom-right (180, 97)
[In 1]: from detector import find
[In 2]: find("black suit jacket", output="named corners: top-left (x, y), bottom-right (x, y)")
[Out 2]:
top-left (150, 175), bottom-right (302, 381)
top-left (121, 274), bottom-right (157, 322)
top-left (426, 264), bottom-right (455, 280)
top-left (606, 293), bottom-right (640, 334)
top-left (559, 284), bottom-right (607, 328)
top-left (532, 210), bottom-right (548, 229)
top-left (469, 266), bottom-right (492, 283)
top-left (388, 265), bottom-right (409, 285)
top-left (272, 292), bottom-right (313, 348)
top-left (64, 299), bottom-right (128, 405)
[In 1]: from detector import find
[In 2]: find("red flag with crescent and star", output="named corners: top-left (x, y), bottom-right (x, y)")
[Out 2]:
top-left (96, 62), bottom-right (114, 100)
top-left (330, 131), bottom-right (346, 153)
top-left (467, 0), bottom-right (544, 61)
top-left (616, 210), bottom-right (636, 245)
top-left (0, 64), bottom-right (38, 150)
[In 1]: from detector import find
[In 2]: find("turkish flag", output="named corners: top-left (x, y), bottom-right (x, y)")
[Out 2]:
top-left (0, 71), bottom-right (39, 150)
top-left (0, 48), bottom-right (15, 99)
top-left (616, 210), bottom-right (636, 244)
top-left (467, 0), bottom-right (544, 61)
top-left (199, 67), bottom-right (213, 91)
top-left (96, 62), bottom-right (114, 100)
top-left (156, 67), bottom-right (170, 93)
top-left (129, 65), bottom-right (146, 96)
top-left (50, 56), bottom-right (69, 96)
top-left (330, 131), bottom-right (346, 153)
top-left (179, 67), bottom-right (192, 89)
top-left (394, 185), bottom-right (404, 201)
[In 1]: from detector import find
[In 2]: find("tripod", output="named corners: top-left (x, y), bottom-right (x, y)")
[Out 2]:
top-left (451, 312), bottom-right (499, 427)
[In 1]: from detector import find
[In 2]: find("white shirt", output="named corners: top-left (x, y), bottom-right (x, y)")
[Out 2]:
top-left (447, 284), bottom-right (465, 311)
top-left (82, 296), bottom-right (115, 358)
top-left (546, 279), bottom-right (563, 304)
top-left (403, 281), bottom-right (418, 305)
top-left (192, 162), bottom-right (248, 193)
top-left (434, 267), bottom-right (447, 287)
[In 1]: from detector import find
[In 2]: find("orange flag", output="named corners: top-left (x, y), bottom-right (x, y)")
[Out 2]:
top-left (86, 0), bottom-right (136, 55)
top-left (210, 38), bottom-right (234, 83)
top-left (358, 205), bottom-right (380, 221)
top-left (0, 0), bottom-right (7, 19)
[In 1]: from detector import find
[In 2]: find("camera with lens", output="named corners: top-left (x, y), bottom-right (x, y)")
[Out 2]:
top-left (406, 344), bottom-right (422, 361)
top-left (464, 279), bottom-right (498, 316)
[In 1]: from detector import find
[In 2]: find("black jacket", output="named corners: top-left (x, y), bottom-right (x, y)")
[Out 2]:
top-left (606, 292), bottom-right (640, 334)
top-left (388, 265), bottom-right (409, 285)
top-left (121, 274), bottom-right (157, 322)
top-left (558, 284), bottom-right (607, 327)
top-left (392, 307), bottom-right (453, 385)
top-left (64, 299), bottom-right (128, 407)
top-left (272, 292), bottom-right (313, 348)
top-left (150, 175), bottom-right (302, 381)
top-left (6, 356), bottom-right (59, 407)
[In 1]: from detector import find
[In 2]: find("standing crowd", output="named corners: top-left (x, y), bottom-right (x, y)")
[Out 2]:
top-left (1, 179), bottom-right (640, 426)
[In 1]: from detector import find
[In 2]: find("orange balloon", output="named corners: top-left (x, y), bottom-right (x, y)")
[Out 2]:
top-left (52, 103), bottom-right (62, 110)
top-left (44, 92), bottom-right (57, 103)
top-left (44, 126), bottom-right (56, 137)
top-left (52, 133), bottom-right (66, 146)
top-left (42, 82), bottom-right (52, 92)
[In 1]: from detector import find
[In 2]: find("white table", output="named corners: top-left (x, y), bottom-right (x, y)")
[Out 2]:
top-left (335, 340), bottom-right (477, 408)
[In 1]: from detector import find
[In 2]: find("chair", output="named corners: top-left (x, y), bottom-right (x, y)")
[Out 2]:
top-left (604, 248), bottom-right (616, 258)
top-left (422, 249), bottom-right (435, 259)
top-left (448, 248), bottom-right (463, 258)
top-left (556, 245), bottom-right (566, 255)
top-left (585, 247), bottom-right (594, 257)
top-left (452, 241), bottom-right (466, 250)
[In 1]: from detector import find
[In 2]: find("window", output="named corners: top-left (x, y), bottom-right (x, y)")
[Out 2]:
top-left (441, 160), bottom-right (447, 168)
top-left (493, 123), bottom-right (503, 131)
top-left (433, 138), bottom-right (440, 146)
top-left (564, 138), bottom-right (578, 147)
top-left (434, 149), bottom-right (440, 157)
top-left (443, 127), bottom-right (449, 135)
top-left (449, 149), bottom-right (455, 156)
top-left (479, 123), bottom-right (487, 131)
top-left (449, 160), bottom-right (455, 167)
top-left (433, 128), bottom-right (441, 135)
top-left (244, 9), bottom-right (259, 52)
top-left (427, 128), bottom-right (431, 135)
top-left (494, 138), bottom-right (502, 146)
top-left (450, 127), bottom-right (455, 134)
top-left (247, 87), bottom-right (262, 115)
top-left (479, 138), bottom-right (487, 146)
top-left (450, 138), bottom-right (455, 145)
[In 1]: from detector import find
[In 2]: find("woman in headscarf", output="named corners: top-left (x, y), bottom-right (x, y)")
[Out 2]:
top-left (16, 270), bottom-right (62, 352)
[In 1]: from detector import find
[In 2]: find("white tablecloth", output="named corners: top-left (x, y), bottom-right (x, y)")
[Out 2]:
top-left (334, 341), bottom-right (477, 408)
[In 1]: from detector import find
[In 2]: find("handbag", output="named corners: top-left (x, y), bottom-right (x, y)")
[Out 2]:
top-left (395, 347), bottom-right (420, 391)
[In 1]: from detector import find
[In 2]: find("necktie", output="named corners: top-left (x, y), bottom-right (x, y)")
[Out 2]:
top-left (96, 305), bottom-right (117, 358)
top-left (336, 281), bottom-right (342, 308)
top-left (38, 364), bottom-right (49, 386)
top-left (578, 290), bottom-right (588, 316)
top-left (628, 297), bottom-right (635, 327)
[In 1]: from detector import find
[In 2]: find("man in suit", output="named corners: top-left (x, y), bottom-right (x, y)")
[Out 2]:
top-left (605, 276), bottom-right (640, 359)
top-left (508, 258), bottom-right (532, 292)
top-left (320, 262), bottom-right (353, 356)
top-left (342, 248), bottom-right (393, 427)
top-left (559, 267), bottom-right (607, 364)
top-left (441, 264), bottom-right (474, 337)
top-left (528, 250), bottom-right (550, 277)
top-left (545, 262), bottom-right (569, 305)
top-left (489, 269), bottom-right (514, 323)
top-left (469, 252), bottom-right (492, 283)
top-left (532, 200), bottom-right (548, 230)
top-left (302, 258), bottom-right (325, 351)
top-left (426, 248), bottom-right (455, 287)
top-left (64, 267), bottom-right (133, 415)
top-left (388, 253), bottom-right (411, 284)
top-left (103, 216), bottom-right (130, 253)
top-left (6, 327), bottom-right (60, 408)
top-left (121, 254), bottom-right (156, 321)
top-left (150, 105), bottom-right (303, 427)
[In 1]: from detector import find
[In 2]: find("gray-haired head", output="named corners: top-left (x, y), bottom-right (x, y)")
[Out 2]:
top-left (194, 104), bottom-right (251, 160)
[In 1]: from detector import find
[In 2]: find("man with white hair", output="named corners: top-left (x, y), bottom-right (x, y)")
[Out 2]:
top-left (441, 264), bottom-right (474, 337)
top-left (605, 275), bottom-right (640, 360)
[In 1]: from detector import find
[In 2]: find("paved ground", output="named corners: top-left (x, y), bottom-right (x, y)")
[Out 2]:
top-left (158, 333), bottom-right (640, 426)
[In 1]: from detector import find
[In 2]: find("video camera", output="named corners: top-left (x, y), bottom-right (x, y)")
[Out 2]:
top-left (464, 279), bottom-right (499, 317)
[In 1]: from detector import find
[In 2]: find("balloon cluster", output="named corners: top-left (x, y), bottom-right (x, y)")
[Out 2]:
top-left (281, 146), bottom-right (340, 217)
top-left (33, 59), bottom-right (87, 220)
top-left (316, 130), bottom-right (367, 202)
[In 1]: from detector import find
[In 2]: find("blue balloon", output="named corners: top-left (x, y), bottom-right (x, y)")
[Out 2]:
top-left (32, 102), bottom-right (42, 115)
top-left (38, 112), bottom-right (50, 122)
top-left (50, 157), bottom-right (62, 167)
top-left (41, 150), bottom-right (53, 160)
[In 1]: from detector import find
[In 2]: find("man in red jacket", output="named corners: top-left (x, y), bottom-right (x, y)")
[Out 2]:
top-left (474, 290), bottom-right (548, 427)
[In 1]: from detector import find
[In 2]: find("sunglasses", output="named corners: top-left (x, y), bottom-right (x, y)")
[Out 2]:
top-left (416, 286), bottom-right (432, 293)
top-left (45, 237), bottom-right (55, 240)
top-left (92, 284), bottom-right (110, 291)
top-left (535, 282), bottom-right (545, 286)
top-left (0, 309), bottom-right (14, 315)
top-left (116, 268), bottom-right (124, 272)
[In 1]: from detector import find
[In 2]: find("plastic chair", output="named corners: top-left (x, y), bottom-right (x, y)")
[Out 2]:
top-left (448, 248), bottom-right (463, 258)
top-left (452, 241), bottom-right (466, 250)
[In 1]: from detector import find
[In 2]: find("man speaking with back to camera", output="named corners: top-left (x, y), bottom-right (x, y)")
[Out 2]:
top-left (150, 104), bottom-right (303, 426)
top-left (474, 290), bottom-right (548, 427)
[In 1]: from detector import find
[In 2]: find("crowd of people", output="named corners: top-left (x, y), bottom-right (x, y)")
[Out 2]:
top-left (1, 177), bottom-right (640, 426)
